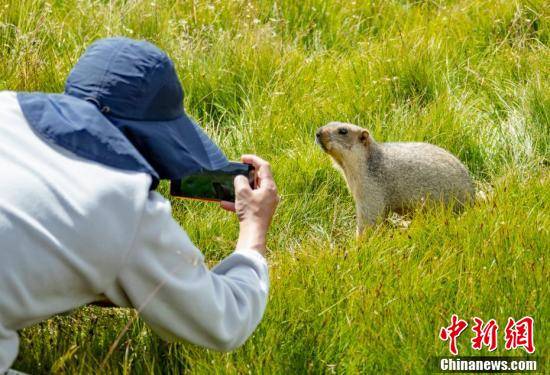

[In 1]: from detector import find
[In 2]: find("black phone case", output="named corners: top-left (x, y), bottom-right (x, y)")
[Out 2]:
top-left (170, 162), bottom-right (255, 202)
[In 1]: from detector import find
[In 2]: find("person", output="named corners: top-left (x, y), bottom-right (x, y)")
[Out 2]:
top-left (0, 37), bottom-right (279, 372)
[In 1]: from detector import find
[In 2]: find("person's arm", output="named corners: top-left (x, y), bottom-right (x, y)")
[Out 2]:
top-left (106, 155), bottom-right (278, 351)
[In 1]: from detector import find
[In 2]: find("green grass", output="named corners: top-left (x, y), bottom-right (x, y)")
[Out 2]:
top-left (1, 0), bottom-right (548, 373)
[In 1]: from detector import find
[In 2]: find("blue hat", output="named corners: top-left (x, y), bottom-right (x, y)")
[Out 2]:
top-left (18, 37), bottom-right (229, 186)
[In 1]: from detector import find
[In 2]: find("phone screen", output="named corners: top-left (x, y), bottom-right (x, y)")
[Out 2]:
top-left (170, 162), bottom-right (255, 202)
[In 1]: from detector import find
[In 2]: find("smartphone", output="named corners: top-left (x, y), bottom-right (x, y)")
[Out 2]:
top-left (170, 162), bottom-right (255, 202)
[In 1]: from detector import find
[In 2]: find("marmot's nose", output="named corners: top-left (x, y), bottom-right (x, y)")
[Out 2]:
top-left (315, 129), bottom-right (323, 138)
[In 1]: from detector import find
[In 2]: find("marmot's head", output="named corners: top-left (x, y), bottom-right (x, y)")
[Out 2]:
top-left (315, 122), bottom-right (371, 165)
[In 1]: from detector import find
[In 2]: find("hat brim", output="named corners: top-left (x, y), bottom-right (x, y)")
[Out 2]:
top-left (108, 113), bottom-right (229, 180)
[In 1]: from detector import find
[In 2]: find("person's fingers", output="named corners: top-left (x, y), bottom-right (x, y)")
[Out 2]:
top-left (258, 164), bottom-right (274, 179)
top-left (242, 155), bottom-right (272, 175)
top-left (241, 154), bottom-right (268, 167)
top-left (241, 154), bottom-right (274, 188)
top-left (220, 201), bottom-right (236, 212)
top-left (258, 176), bottom-right (276, 192)
top-left (234, 174), bottom-right (252, 194)
top-left (258, 166), bottom-right (276, 190)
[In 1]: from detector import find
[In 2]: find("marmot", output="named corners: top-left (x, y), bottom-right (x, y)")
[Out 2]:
top-left (316, 122), bottom-right (474, 235)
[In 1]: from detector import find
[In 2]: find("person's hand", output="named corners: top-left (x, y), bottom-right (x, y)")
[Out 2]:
top-left (220, 155), bottom-right (279, 256)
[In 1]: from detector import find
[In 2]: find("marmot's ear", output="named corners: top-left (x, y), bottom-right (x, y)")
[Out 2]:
top-left (359, 130), bottom-right (370, 146)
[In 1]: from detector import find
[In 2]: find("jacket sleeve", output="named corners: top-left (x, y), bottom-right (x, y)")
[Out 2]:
top-left (109, 192), bottom-right (269, 351)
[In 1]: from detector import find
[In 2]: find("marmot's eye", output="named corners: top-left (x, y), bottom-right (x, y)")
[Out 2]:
top-left (338, 128), bottom-right (348, 135)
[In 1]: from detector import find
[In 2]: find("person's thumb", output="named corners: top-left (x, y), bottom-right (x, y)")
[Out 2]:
top-left (234, 174), bottom-right (252, 195)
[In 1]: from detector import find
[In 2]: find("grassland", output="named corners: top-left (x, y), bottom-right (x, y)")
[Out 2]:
top-left (1, 0), bottom-right (548, 373)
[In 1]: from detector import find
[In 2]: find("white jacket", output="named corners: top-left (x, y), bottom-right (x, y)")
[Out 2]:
top-left (0, 91), bottom-right (269, 372)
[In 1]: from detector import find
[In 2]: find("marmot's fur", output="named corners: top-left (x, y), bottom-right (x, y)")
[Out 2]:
top-left (316, 122), bottom-right (474, 235)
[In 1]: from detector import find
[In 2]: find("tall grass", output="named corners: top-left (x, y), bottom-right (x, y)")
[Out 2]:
top-left (1, 0), bottom-right (548, 373)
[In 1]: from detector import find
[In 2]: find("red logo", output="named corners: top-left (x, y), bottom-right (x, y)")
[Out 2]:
top-left (439, 315), bottom-right (535, 355)
top-left (471, 317), bottom-right (498, 351)
top-left (439, 314), bottom-right (468, 355)
top-left (504, 316), bottom-right (535, 354)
